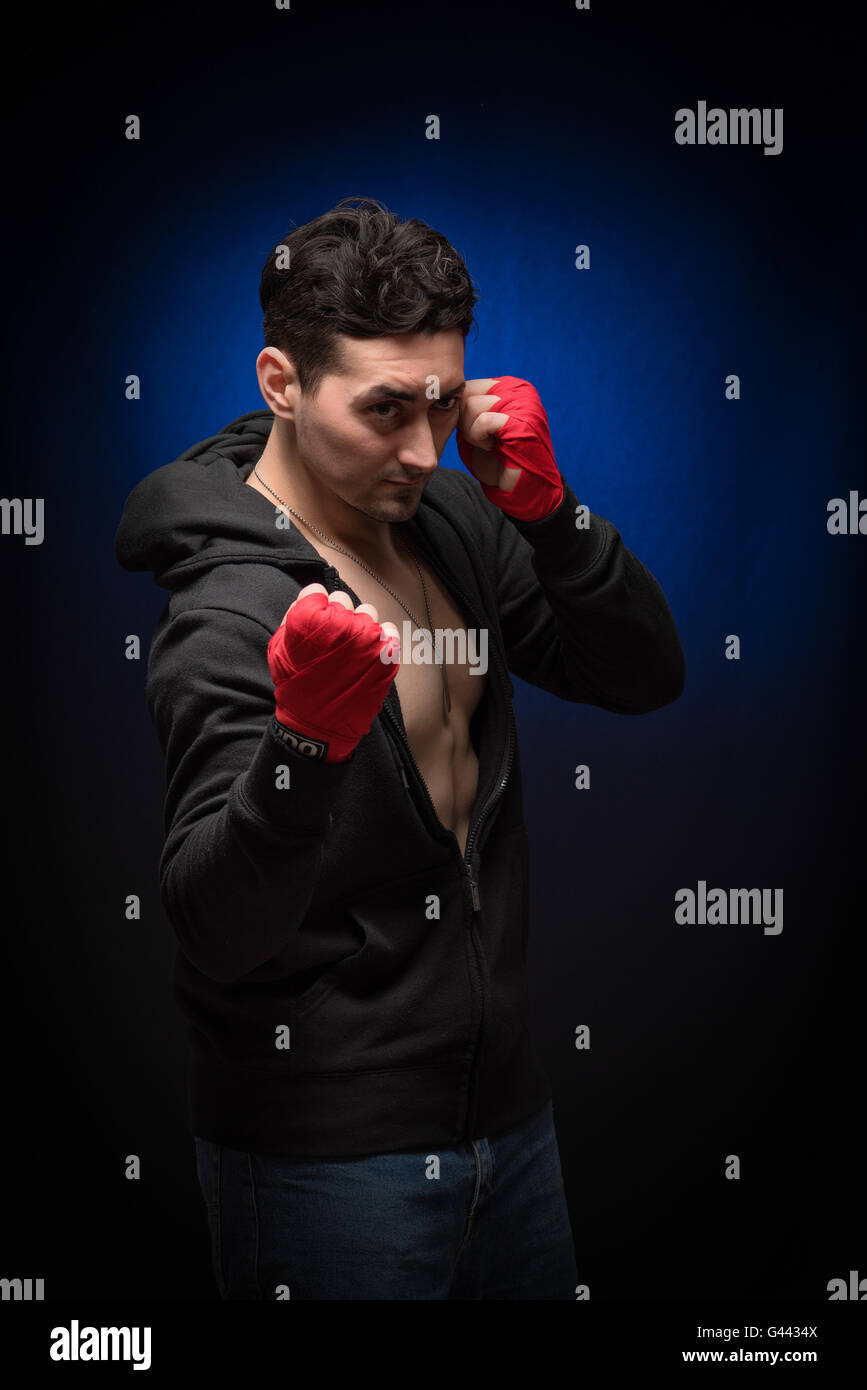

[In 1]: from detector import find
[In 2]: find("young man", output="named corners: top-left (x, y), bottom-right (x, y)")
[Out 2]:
top-left (115, 196), bottom-right (685, 1300)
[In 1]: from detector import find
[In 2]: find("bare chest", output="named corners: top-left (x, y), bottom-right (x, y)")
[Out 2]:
top-left (328, 548), bottom-right (486, 736)
top-left (324, 543), bottom-right (486, 850)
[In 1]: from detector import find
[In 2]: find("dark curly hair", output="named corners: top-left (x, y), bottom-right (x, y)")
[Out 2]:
top-left (259, 196), bottom-right (479, 397)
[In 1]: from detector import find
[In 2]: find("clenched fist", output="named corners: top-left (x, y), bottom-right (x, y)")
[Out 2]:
top-left (456, 376), bottom-right (564, 522)
top-left (267, 585), bottom-right (400, 762)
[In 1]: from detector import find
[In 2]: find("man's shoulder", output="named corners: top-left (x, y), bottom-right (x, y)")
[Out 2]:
top-left (425, 462), bottom-right (479, 504)
top-left (421, 464), bottom-right (493, 536)
top-left (164, 561), bottom-right (302, 634)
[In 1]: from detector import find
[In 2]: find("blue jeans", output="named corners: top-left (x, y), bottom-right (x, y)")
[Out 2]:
top-left (194, 1098), bottom-right (577, 1299)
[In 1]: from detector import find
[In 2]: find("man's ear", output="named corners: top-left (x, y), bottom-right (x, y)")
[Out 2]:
top-left (257, 346), bottom-right (297, 418)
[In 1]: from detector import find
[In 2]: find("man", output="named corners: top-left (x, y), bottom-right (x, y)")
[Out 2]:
top-left (114, 196), bottom-right (685, 1300)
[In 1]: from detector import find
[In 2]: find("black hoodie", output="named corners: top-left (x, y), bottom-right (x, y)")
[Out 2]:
top-left (115, 408), bottom-right (685, 1158)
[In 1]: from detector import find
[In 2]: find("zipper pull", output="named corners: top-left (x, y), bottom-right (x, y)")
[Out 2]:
top-left (398, 764), bottom-right (410, 792)
top-left (466, 861), bottom-right (481, 913)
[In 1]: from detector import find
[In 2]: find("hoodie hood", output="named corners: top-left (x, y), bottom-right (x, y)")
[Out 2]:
top-left (114, 409), bottom-right (330, 590)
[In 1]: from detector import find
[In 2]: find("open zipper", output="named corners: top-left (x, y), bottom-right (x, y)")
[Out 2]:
top-left (379, 532), bottom-right (518, 1137)
top-left (395, 524), bottom-right (518, 881)
top-left (315, 544), bottom-right (517, 1137)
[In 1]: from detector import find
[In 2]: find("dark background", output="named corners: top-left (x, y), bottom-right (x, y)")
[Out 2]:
top-left (1, 0), bottom-right (863, 1304)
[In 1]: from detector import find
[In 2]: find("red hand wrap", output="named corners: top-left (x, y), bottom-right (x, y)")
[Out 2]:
top-left (267, 592), bottom-right (399, 763)
top-left (456, 376), bottom-right (564, 523)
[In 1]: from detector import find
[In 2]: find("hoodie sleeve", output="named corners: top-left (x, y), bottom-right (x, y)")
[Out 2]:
top-left (147, 604), bottom-right (354, 983)
top-left (488, 476), bottom-right (686, 713)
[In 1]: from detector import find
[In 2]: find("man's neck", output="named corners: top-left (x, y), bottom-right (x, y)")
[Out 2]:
top-left (247, 440), bottom-right (403, 571)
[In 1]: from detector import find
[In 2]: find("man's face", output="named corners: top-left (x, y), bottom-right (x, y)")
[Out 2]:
top-left (290, 329), bottom-right (465, 522)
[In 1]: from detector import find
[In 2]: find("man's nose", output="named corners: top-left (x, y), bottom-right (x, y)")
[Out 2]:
top-left (396, 420), bottom-right (440, 473)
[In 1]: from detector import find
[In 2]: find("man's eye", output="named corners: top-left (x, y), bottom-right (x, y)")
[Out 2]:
top-left (369, 397), bottom-right (460, 421)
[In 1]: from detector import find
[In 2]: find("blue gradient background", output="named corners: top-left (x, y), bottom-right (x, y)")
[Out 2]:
top-left (1, 1), bottom-right (862, 1304)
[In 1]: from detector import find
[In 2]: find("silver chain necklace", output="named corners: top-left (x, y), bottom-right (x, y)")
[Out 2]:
top-left (253, 463), bottom-right (451, 716)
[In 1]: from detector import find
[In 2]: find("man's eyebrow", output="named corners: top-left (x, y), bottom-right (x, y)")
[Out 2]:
top-left (354, 380), bottom-right (466, 404)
